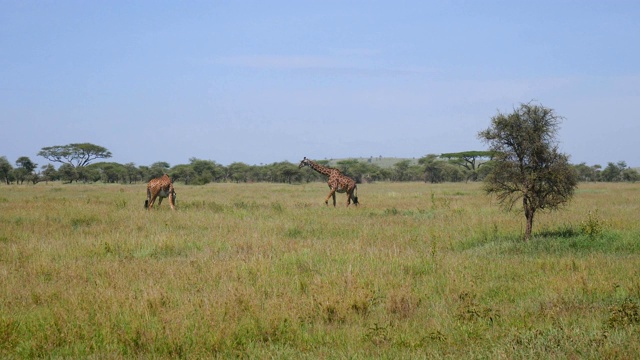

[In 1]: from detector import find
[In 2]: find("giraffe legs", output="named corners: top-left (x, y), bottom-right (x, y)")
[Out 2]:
top-left (147, 195), bottom-right (176, 210)
top-left (146, 191), bottom-right (176, 211)
top-left (168, 193), bottom-right (176, 210)
top-left (325, 188), bottom-right (337, 206)
top-left (147, 195), bottom-right (158, 210)
top-left (324, 183), bottom-right (358, 207)
top-left (346, 190), bottom-right (356, 207)
top-left (145, 188), bottom-right (157, 210)
top-left (346, 186), bottom-right (359, 207)
top-left (145, 175), bottom-right (176, 211)
top-left (145, 188), bottom-right (162, 210)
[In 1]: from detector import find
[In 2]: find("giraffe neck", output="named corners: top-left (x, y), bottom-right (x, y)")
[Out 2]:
top-left (307, 160), bottom-right (335, 177)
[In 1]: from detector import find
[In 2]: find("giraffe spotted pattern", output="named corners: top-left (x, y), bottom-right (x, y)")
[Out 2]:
top-left (144, 174), bottom-right (176, 210)
top-left (299, 157), bottom-right (359, 207)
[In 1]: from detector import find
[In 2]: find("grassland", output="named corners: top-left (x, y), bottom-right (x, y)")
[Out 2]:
top-left (1, 181), bottom-right (639, 358)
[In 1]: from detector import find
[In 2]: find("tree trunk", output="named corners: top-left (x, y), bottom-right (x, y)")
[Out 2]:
top-left (525, 212), bottom-right (534, 240)
top-left (523, 197), bottom-right (535, 241)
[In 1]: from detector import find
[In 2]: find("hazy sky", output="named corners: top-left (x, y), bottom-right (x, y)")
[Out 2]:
top-left (2, 1), bottom-right (639, 168)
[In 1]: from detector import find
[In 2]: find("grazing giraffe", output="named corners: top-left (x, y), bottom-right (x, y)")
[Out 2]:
top-left (144, 174), bottom-right (176, 210)
top-left (299, 157), bottom-right (359, 207)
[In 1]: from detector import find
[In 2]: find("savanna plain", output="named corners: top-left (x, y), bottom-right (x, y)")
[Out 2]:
top-left (1, 181), bottom-right (639, 359)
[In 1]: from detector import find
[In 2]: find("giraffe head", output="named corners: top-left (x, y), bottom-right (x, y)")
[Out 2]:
top-left (298, 157), bottom-right (312, 169)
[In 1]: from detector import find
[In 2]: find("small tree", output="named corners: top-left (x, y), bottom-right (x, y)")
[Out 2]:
top-left (15, 156), bottom-right (38, 184)
top-left (124, 163), bottom-right (142, 184)
top-left (16, 156), bottom-right (37, 173)
top-left (58, 163), bottom-right (78, 183)
top-left (419, 154), bottom-right (446, 183)
top-left (600, 161), bottom-right (638, 182)
top-left (573, 162), bottom-right (599, 182)
top-left (622, 167), bottom-right (640, 182)
top-left (275, 161), bottom-right (300, 184)
top-left (0, 156), bottom-right (13, 184)
top-left (148, 162), bottom-right (171, 180)
top-left (40, 164), bottom-right (58, 184)
top-left (170, 164), bottom-right (196, 185)
top-left (392, 160), bottom-right (411, 181)
top-left (478, 103), bottom-right (578, 240)
top-left (38, 143), bottom-right (112, 168)
top-left (189, 158), bottom-right (224, 184)
top-left (227, 162), bottom-right (251, 183)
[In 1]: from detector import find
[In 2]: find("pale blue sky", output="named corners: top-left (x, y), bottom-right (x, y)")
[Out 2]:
top-left (2, 1), bottom-right (639, 168)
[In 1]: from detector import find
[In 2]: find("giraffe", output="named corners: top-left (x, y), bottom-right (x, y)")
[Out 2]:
top-left (144, 174), bottom-right (176, 210)
top-left (299, 157), bottom-right (359, 207)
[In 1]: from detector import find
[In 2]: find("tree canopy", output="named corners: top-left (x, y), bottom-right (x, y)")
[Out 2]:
top-left (0, 156), bottom-right (13, 184)
top-left (38, 143), bottom-right (112, 168)
top-left (15, 156), bottom-right (37, 173)
top-left (478, 103), bottom-right (578, 240)
top-left (440, 151), bottom-right (494, 171)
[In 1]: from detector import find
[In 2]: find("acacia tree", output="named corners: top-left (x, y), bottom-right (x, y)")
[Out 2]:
top-left (38, 143), bottom-right (112, 168)
top-left (478, 103), bottom-right (578, 240)
top-left (419, 154), bottom-right (446, 183)
top-left (440, 150), bottom-right (494, 181)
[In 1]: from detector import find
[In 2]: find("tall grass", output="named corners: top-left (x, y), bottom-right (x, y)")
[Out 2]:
top-left (1, 182), bottom-right (639, 358)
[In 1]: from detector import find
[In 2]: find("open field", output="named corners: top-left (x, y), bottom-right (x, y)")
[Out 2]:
top-left (1, 181), bottom-right (639, 358)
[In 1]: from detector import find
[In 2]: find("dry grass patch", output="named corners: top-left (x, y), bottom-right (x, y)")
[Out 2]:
top-left (0, 182), bottom-right (639, 358)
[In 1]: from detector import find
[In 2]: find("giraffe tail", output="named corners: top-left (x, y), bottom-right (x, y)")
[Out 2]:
top-left (353, 185), bottom-right (359, 206)
top-left (144, 188), bottom-right (150, 209)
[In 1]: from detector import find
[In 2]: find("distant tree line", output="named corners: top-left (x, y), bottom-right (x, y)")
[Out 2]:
top-left (1, 146), bottom-right (637, 185)
top-left (1, 103), bottom-right (620, 242)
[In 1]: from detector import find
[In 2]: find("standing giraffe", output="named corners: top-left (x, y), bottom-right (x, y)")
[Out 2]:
top-left (144, 174), bottom-right (176, 210)
top-left (299, 157), bottom-right (359, 207)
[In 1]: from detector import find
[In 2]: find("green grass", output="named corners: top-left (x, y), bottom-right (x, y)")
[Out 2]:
top-left (1, 181), bottom-right (639, 358)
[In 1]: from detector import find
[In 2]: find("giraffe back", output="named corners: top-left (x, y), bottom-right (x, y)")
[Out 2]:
top-left (145, 174), bottom-right (176, 210)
